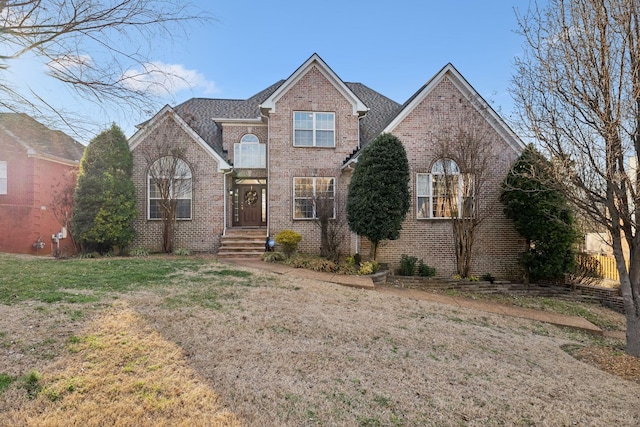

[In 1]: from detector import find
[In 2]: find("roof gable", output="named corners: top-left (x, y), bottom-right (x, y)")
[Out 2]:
top-left (128, 105), bottom-right (232, 172)
top-left (0, 113), bottom-right (84, 165)
top-left (260, 53), bottom-right (368, 116)
top-left (383, 63), bottom-right (525, 154)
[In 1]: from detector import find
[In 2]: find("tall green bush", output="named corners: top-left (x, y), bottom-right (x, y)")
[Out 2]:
top-left (72, 124), bottom-right (137, 254)
top-left (347, 133), bottom-right (410, 260)
top-left (500, 145), bottom-right (577, 283)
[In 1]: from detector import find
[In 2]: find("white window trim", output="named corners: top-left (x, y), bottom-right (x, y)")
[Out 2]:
top-left (234, 134), bottom-right (266, 168)
top-left (147, 158), bottom-right (193, 221)
top-left (0, 161), bottom-right (6, 195)
top-left (416, 160), bottom-right (474, 219)
top-left (293, 111), bottom-right (335, 147)
top-left (293, 176), bottom-right (336, 220)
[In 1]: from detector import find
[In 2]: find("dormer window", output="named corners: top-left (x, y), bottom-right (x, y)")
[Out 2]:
top-left (294, 112), bottom-right (335, 147)
top-left (234, 134), bottom-right (266, 168)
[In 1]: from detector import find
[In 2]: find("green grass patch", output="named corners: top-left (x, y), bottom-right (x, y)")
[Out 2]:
top-left (202, 269), bottom-right (253, 278)
top-left (0, 255), bottom-right (205, 305)
top-left (0, 373), bottom-right (15, 395)
top-left (19, 370), bottom-right (42, 399)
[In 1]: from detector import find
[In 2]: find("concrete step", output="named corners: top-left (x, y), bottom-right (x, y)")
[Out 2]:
top-left (217, 251), bottom-right (264, 259)
top-left (218, 228), bottom-right (267, 258)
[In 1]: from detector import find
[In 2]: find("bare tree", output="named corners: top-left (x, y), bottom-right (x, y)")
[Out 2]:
top-left (49, 168), bottom-right (78, 252)
top-left (142, 144), bottom-right (192, 253)
top-left (0, 1), bottom-right (209, 137)
top-left (511, 0), bottom-right (640, 355)
top-left (432, 104), bottom-right (499, 278)
top-left (313, 191), bottom-right (348, 263)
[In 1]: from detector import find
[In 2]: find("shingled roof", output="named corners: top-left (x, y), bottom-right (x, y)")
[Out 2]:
top-left (345, 82), bottom-right (402, 147)
top-left (0, 113), bottom-right (84, 163)
top-left (170, 79), bottom-right (401, 159)
top-left (173, 81), bottom-right (284, 155)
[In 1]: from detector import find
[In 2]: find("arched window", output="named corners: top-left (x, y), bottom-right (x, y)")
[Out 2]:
top-left (148, 157), bottom-right (192, 220)
top-left (416, 159), bottom-right (473, 219)
top-left (234, 134), bottom-right (266, 168)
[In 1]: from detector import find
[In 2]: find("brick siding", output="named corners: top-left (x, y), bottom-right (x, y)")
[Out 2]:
top-left (0, 138), bottom-right (78, 255)
top-left (130, 116), bottom-right (226, 253)
top-left (267, 65), bottom-right (360, 255)
top-left (131, 63), bottom-right (526, 279)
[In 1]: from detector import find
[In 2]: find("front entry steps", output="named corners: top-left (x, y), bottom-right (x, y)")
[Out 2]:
top-left (217, 228), bottom-right (267, 258)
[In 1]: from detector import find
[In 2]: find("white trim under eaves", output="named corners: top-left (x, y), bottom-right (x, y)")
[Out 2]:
top-left (211, 117), bottom-right (265, 126)
top-left (383, 64), bottom-right (525, 155)
top-left (129, 105), bottom-right (232, 172)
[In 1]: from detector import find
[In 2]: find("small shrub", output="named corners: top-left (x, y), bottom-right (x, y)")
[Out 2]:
top-left (131, 247), bottom-right (149, 257)
top-left (358, 262), bottom-right (374, 275)
top-left (275, 230), bottom-right (302, 258)
top-left (397, 254), bottom-right (417, 276)
top-left (173, 248), bottom-right (191, 256)
top-left (283, 253), bottom-right (309, 268)
top-left (480, 273), bottom-right (495, 284)
top-left (307, 258), bottom-right (339, 273)
top-left (358, 260), bottom-right (380, 275)
top-left (19, 370), bottom-right (42, 399)
top-left (77, 252), bottom-right (98, 259)
top-left (338, 262), bottom-right (358, 275)
top-left (262, 251), bottom-right (285, 263)
top-left (417, 260), bottom-right (436, 277)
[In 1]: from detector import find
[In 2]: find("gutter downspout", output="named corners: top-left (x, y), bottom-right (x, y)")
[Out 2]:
top-left (222, 169), bottom-right (233, 236)
top-left (261, 110), bottom-right (271, 238)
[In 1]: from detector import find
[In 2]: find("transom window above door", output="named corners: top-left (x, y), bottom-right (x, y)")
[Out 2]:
top-left (293, 112), bottom-right (335, 147)
top-left (234, 134), bottom-right (266, 168)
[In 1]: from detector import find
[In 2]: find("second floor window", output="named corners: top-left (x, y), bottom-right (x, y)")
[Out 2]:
top-left (294, 112), bottom-right (335, 147)
top-left (234, 134), bottom-right (266, 168)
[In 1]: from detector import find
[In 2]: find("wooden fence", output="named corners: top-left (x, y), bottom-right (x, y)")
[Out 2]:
top-left (591, 254), bottom-right (619, 281)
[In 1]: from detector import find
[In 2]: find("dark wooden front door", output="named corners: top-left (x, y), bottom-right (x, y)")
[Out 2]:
top-left (234, 184), bottom-right (266, 227)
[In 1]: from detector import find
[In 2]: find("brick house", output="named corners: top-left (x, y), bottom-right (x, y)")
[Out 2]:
top-left (129, 54), bottom-right (525, 278)
top-left (0, 113), bottom-right (85, 255)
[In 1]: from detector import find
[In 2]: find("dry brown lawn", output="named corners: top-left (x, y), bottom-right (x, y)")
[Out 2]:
top-left (1, 259), bottom-right (639, 426)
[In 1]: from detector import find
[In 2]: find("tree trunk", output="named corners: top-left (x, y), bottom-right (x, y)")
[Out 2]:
top-left (626, 305), bottom-right (640, 357)
top-left (613, 235), bottom-right (640, 356)
top-left (370, 241), bottom-right (379, 261)
top-left (320, 219), bottom-right (329, 258)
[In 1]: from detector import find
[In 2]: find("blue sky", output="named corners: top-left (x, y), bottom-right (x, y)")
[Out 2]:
top-left (7, 1), bottom-right (537, 144)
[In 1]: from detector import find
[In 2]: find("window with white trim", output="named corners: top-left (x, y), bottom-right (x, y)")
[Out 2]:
top-left (148, 157), bottom-right (192, 220)
top-left (0, 161), bottom-right (6, 195)
top-left (293, 177), bottom-right (335, 219)
top-left (294, 112), bottom-right (335, 147)
top-left (417, 159), bottom-right (473, 219)
top-left (234, 134), bottom-right (266, 168)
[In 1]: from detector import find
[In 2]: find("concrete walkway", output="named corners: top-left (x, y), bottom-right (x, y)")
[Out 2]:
top-left (223, 258), bottom-right (606, 336)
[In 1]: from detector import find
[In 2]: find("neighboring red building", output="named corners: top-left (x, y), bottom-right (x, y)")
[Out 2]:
top-left (0, 113), bottom-right (85, 256)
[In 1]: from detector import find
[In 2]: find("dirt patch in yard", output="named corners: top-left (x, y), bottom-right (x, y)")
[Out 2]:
top-left (1, 263), bottom-right (639, 426)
